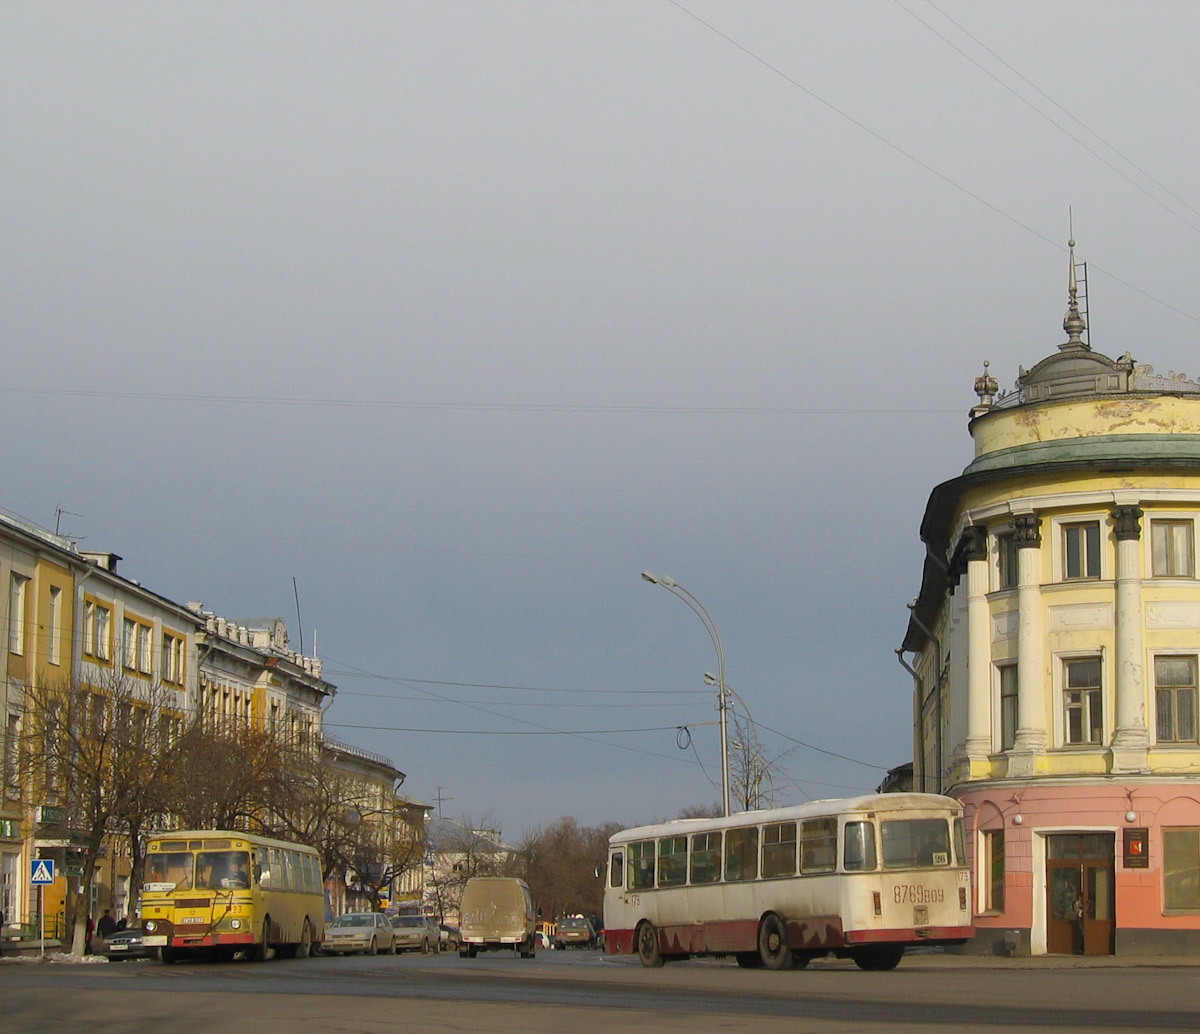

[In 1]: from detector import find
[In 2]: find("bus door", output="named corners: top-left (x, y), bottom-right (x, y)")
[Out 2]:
top-left (1046, 833), bottom-right (1114, 956)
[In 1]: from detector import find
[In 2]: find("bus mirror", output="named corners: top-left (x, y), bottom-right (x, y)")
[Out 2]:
top-left (594, 863), bottom-right (603, 880)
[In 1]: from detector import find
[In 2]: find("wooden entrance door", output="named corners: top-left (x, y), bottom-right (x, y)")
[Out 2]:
top-left (1046, 833), bottom-right (1115, 955)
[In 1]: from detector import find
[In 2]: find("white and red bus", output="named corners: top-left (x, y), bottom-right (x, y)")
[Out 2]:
top-left (603, 792), bottom-right (972, 970)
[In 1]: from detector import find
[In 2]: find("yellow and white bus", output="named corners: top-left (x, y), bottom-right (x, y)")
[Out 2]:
top-left (140, 830), bottom-right (325, 963)
top-left (604, 793), bottom-right (972, 970)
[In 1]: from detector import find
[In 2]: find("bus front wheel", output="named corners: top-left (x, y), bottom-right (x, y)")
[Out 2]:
top-left (757, 913), bottom-right (794, 971)
top-left (636, 922), bottom-right (664, 968)
top-left (852, 944), bottom-right (904, 971)
top-left (251, 921), bottom-right (270, 962)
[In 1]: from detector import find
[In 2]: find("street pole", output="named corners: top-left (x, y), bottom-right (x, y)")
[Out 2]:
top-left (641, 571), bottom-right (731, 817)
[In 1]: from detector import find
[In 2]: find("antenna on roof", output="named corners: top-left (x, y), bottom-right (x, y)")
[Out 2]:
top-left (292, 576), bottom-right (305, 657)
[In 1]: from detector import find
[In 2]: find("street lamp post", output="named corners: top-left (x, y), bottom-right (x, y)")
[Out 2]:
top-left (641, 571), bottom-right (731, 817)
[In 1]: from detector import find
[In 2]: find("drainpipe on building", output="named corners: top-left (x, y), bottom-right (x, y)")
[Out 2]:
top-left (895, 649), bottom-right (928, 793)
top-left (905, 603), bottom-right (944, 794)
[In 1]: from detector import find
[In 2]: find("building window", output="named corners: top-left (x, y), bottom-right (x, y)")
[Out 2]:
top-left (3, 712), bottom-right (19, 800)
top-left (999, 664), bottom-right (1018, 751)
top-left (1152, 519), bottom-right (1195, 578)
top-left (996, 532), bottom-right (1019, 590)
top-left (1064, 657), bottom-right (1103, 744)
top-left (1063, 521), bottom-right (1101, 580)
top-left (1162, 828), bottom-right (1200, 912)
top-left (8, 574), bottom-right (29, 656)
top-left (47, 585), bottom-right (62, 665)
top-left (83, 599), bottom-right (113, 662)
top-left (161, 631), bottom-right (185, 685)
top-left (123, 617), bottom-right (153, 675)
top-left (982, 829), bottom-right (1005, 913)
top-left (1156, 656), bottom-right (1198, 744)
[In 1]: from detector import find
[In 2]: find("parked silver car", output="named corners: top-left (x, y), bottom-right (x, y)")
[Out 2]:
top-left (322, 912), bottom-right (397, 956)
top-left (390, 913), bottom-right (438, 953)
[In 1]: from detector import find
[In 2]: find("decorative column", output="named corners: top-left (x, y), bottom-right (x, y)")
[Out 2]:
top-left (1010, 513), bottom-right (1045, 776)
top-left (963, 526), bottom-right (993, 763)
top-left (1110, 504), bottom-right (1149, 773)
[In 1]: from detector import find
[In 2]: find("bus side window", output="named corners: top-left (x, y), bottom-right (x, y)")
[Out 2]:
top-left (725, 827), bottom-right (759, 882)
top-left (657, 836), bottom-right (687, 887)
top-left (301, 852), bottom-right (317, 894)
top-left (762, 822), bottom-right (797, 878)
top-left (800, 818), bottom-right (837, 874)
top-left (610, 850), bottom-right (624, 889)
top-left (629, 841), bottom-right (655, 889)
top-left (689, 832), bottom-right (721, 885)
top-left (284, 850), bottom-right (300, 892)
top-left (843, 821), bottom-right (878, 871)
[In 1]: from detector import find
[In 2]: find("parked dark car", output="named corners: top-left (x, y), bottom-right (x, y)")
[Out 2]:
top-left (553, 916), bottom-right (596, 949)
top-left (97, 924), bottom-right (156, 961)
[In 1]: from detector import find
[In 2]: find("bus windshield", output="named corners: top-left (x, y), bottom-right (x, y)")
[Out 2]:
top-left (880, 818), bottom-right (951, 868)
top-left (146, 852), bottom-right (194, 891)
top-left (197, 851), bottom-right (252, 890)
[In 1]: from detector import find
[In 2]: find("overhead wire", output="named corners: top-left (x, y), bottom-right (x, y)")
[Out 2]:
top-left (665, 0), bottom-right (1200, 327)
top-left (894, 0), bottom-right (1200, 235)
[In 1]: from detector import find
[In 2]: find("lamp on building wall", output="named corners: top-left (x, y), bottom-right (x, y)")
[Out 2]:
top-left (1125, 810), bottom-right (1138, 823)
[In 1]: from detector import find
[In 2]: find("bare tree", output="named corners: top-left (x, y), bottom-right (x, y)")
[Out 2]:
top-left (159, 717), bottom-right (302, 832)
top-left (21, 670), bottom-right (178, 954)
top-left (517, 817), bottom-right (621, 923)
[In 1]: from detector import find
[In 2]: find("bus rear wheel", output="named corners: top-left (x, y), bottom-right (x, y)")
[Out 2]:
top-left (757, 913), bottom-right (794, 971)
top-left (636, 922), bottom-right (664, 968)
top-left (852, 944), bottom-right (904, 971)
top-left (295, 920), bottom-right (313, 959)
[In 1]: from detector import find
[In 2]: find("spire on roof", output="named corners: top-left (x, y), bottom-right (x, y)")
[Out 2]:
top-left (1061, 237), bottom-right (1088, 352)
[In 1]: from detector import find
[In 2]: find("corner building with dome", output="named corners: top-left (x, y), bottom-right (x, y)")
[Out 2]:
top-left (902, 251), bottom-right (1200, 955)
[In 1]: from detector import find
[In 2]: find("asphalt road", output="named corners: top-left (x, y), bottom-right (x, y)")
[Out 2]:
top-left (3, 947), bottom-right (1200, 1034)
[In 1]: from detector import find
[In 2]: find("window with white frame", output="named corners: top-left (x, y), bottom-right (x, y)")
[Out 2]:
top-left (998, 664), bottom-right (1018, 751)
top-left (47, 585), bottom-right (62, 665)
top-left (995, 531), bottom-right (1019, 590)
top-left (83, 599), bottom-right (113, 662)
top-left (1163, 828), bottom-right (1200, 912)
top-left (1063, 656), bottom-right (1103, 745)
top-left (122, 616), bottom-right (153, 675)
top-left (1151, 519), bottom-right (1195, 578)
top-left (8, 574), bottom-right (29, 655)
top-left (161, 631), bottom-right (185, 685)
top-left (1063, 521), bottom-right (1101, 580)
top-left (1155, 655), bottom-right (1198, 744)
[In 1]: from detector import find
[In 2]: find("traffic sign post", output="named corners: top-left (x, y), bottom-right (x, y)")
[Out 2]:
top-left (30, 858), bottom-right (55, 958)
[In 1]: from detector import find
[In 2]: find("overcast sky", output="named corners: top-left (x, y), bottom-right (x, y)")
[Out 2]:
top-left (4, 1), bottom-right (1200, 838)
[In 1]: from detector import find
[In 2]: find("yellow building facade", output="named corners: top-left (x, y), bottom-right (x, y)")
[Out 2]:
top-left (903, 254), bottom-right (1200, 955)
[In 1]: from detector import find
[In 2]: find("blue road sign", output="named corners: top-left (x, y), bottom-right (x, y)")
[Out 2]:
top-left (30, 858), bottom-right (55, 885)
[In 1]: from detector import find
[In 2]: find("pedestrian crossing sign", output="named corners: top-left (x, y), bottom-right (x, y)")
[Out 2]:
top-left (30, 859), bottom-right (55, 885)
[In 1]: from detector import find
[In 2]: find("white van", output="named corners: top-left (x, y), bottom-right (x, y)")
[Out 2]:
top-left (458, 877), bottom-right (537, 958)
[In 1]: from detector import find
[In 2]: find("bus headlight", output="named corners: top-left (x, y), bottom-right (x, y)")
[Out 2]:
top-left (230, 919), bottom-right (242, 930)
top-left (144, 921), bottom-right (157, 933)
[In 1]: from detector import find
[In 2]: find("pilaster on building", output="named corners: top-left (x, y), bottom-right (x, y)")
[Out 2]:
top-left (902, 243), bottom-right (1200, 956)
